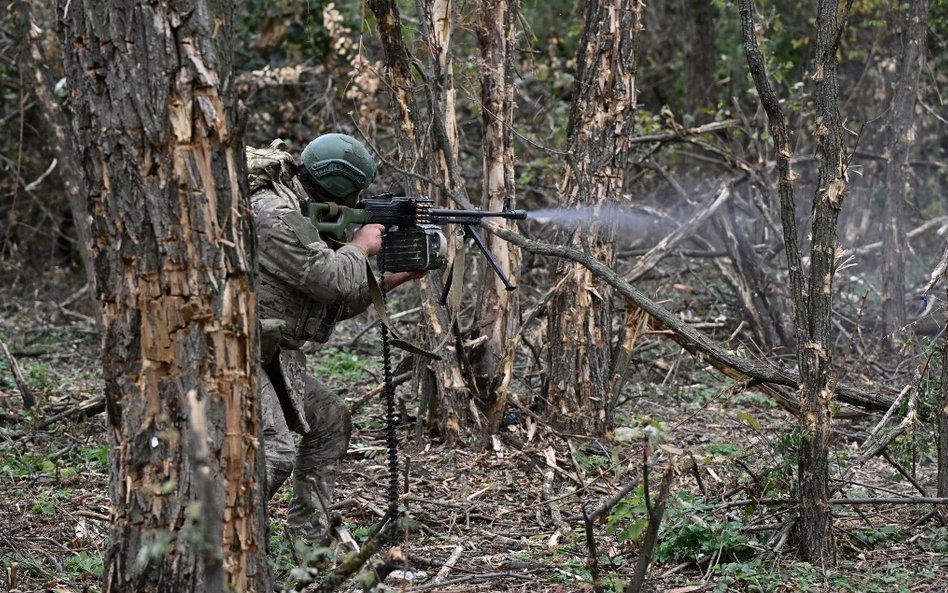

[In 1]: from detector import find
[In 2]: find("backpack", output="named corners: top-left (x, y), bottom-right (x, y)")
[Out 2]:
top-left (246, 139), bottom-right (298, 195)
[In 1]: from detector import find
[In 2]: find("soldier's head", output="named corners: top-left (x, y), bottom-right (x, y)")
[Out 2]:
top-left (298, 133), bottom-right (377, 206)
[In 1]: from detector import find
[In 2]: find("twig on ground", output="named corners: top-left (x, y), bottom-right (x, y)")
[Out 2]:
top-left (581, 506), bottom-right (602, 593)
top-left (541, 447), bottom-right (569, 532)
top-left (400, 570), bottom-right (539, 592)
top-left (15, 395), bottom-right (105, 439)
top-left (349, 372), bottom-right (412, 415)
top-left (624, 455), bottom-right (680, 593)
top-left (301, 513), bottom-right (404, 593)
top-left (1, 338), bottom-right (35, 408)
top-left (432, 544), bottom-right (464, 585)
top-left (587, 478), bottom-right (641, 523)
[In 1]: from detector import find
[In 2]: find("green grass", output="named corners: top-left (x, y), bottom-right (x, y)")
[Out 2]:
top-left (63, 550), bottom-right (103, 577)
top-left (711, 558), bottom-right (936, 593)
top-left (311, 347), bottom-right (381, 392)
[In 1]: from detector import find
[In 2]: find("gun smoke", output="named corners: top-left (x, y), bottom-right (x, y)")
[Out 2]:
top-left (526, 204), bottom-right (665, 236)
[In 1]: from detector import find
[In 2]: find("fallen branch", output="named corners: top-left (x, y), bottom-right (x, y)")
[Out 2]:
top-left (852, 215), bottom-right (948, 259)
top-left (301, 514), bottom-right (404, 593)
top-left (490, 226), bottom-right (904, 416)
top-left (431, 544), bottom-right (464, 585)
top-left (625, 181), bottom-right (734, 282)
top-left (16, 396), bottom-right (105, 438)
top-left (349, 371), bottom-right (412, 415)
top-left (1, 339), bottom-right (35, 408)
top-left (711, 495), bottom-right (948, 509)
top-left (627, 120), bottom-right (737, 145)
top-left (587, 478), bottom-right (641, 522)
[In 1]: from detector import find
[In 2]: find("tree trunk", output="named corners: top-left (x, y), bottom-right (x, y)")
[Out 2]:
top-left (796, 0), bottom-right (848, 566)
top-left (543, 0), bottom-right (645, 436)
top-left (882, 0), bottom-right (930, 348)
top-left (473, 0), bottom-right (521, 433)
top-left (939, 292), bottom-right (948, 498)
top-left (57, 2), bottom-right (270, 591)
top-left (371, 0), bottom-right (488, 445)
top-left (415, 0), bottom-right (483, 445)
top-left (738, 0), bottom-right (846, 565)
top-left (16, 0), bottom-right (97, 304)
top-left (681, 0), bottom-right (718, 121)
top-left (370, 0), bottom-right (524, 445)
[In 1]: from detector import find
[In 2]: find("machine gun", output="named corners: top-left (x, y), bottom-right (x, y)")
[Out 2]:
top-left (309, 193), bottom-right (526, 291)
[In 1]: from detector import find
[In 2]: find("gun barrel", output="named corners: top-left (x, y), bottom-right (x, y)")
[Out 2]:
top-left (430, 208), bottom-right (527, 220)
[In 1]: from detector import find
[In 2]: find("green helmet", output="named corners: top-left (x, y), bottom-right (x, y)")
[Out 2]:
top-left (300, 134), bottom-right (377, 200)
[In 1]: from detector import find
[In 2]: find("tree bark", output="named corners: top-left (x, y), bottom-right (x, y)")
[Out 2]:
top-left (939, 291), bottom-right (948, 498)
top-left (415, 0), bottom-right (484, 445)
top-left (15, 0), bottom-right (97, 306)
top-left (57, 1), bottom-right (270, 591)
top-left (543, 0), bottom-right (645, 436)
top-left (681, 0), bottom-right (718, 121)
top-left (739, 0), bottom-right (849, 565)
top-left (796, 0), bottom-right (849, 566)
top-left (474, 0), bottom-right (521, 432)
top-left (881, 0), bottom-right (930, 348)
top-left (370, 0), bottom-right (524, 445)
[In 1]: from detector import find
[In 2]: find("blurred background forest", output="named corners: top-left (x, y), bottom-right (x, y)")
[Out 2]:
top-left (2, 0), bottom-right (945, 277)
top-left (2, 0), bottom-right (948, 591)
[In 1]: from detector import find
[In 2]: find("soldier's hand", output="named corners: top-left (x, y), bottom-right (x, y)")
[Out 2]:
top-left (381, 270), bottom-right (426, 291)
top-left (351, 223), bottom-right (385, 256)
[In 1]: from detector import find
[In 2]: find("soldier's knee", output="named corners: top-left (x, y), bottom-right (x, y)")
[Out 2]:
top-left (266, 458), bottom-right (295, 500)
top-left (305, 392), bottom-right (351, 436)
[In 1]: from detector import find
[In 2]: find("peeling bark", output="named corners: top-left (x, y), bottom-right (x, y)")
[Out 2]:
top-left (57, 1), bottom-right (269, 591)
top-left (474, 0), bottom-right (521, 432)
top-left (543, 0), bottom-right (645, 437)
top-left (738, 0), bottom-right (853, 565)
top-left (794, 0), bottom-right (847, 565)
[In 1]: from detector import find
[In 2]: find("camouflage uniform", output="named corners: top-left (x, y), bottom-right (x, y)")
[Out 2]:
top-left (251, 161), bottom-right (373, 544)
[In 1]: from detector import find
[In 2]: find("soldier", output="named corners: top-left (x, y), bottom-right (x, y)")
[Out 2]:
top-left (250, 133), bottom-right (422, 546)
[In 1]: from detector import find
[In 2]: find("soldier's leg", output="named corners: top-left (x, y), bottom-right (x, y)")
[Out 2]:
top-left (259, 367), bottom-right (297, 500)
top-left (286, 374), bottom-right (352, 544)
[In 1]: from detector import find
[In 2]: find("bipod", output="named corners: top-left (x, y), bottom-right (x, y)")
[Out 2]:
top-left (440, 222), bottom-right (515, 306)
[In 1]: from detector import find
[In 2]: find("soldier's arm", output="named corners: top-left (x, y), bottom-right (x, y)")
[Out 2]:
top-left (256, 201), bottom-right (373, 306)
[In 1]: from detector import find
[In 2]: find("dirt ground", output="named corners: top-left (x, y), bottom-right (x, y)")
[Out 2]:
top-left (1, 273), bottom-right (947, 593)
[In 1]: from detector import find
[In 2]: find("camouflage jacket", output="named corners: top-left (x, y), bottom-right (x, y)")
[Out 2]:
top-left (252, 182), bottom-right (373, 351)
top-left (251, 165), bottom-right (373, 432)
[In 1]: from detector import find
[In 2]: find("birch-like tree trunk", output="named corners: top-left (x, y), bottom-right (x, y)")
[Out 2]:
top-left (370, 0), bottom-right (478, 445)
top-left (414, 0), bottom-right (480, 443)
top-left (474, 0), bottom-right (521, 432)
top-left (543, 0), bottom-right (645, 436)
top-left (57, 1), bottom-right (269, 591)
top-left (370, 0), bottom-right (523, 444)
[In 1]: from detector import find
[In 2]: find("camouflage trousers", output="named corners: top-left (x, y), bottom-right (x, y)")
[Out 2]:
top-left (260, 368), bottom-right (352, 545)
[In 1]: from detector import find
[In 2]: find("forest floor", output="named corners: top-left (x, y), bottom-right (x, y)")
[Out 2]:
top-left (1, 271), bottom-right (947, 593)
